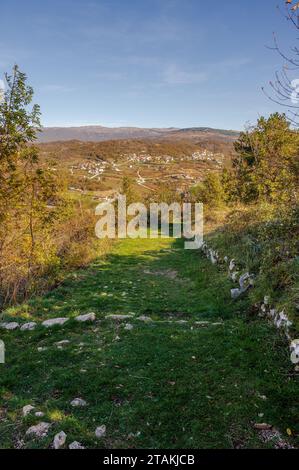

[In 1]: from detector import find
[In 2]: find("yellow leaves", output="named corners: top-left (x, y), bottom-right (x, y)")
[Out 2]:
top-left (49, 409), bottom-right (65, 421)
top-left (286, 0), bottom-right (299, 12)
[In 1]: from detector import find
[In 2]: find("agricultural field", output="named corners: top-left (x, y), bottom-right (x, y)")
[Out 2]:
top-left (38, 139), bottom-right (233, 200)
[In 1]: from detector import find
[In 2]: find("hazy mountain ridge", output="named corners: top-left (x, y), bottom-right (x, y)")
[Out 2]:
top-left (38, 125), bottom-right (239, 143)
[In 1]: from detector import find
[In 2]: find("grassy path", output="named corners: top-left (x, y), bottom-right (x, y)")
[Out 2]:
top-left (0, 237), bottom-right (297, 448)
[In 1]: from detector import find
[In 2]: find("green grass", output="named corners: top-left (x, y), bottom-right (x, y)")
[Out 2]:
top-left (0, 236), bottom-right (297, 449)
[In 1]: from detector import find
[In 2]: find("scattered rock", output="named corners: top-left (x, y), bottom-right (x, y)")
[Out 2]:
top-left (239, 272), bottom-right (252, 290)
top-left (37, 347), bottom-right (47, 352)
top-left (95, 425), bottom-right (106, 439)
top-left (42, 318), bottom-right (68, 328)
top-left (1, 322), bottom-right (19, 330)
top-left (105, 314), bottom-right (134, 321)
top-left (290, 339), bottom-right (299, 364)
top-left (257, 393), bottom-right (267, 401)
top-left (53, 431), bottom-right (67, 449)
top-left (70, 398), bottom-right (87, 407)
top-left (208, 249), bottom-right (218, 265)
top-left (230, 271), bottom-right (239, 282)
top-left (20, 322), bottom-right (37, 331)
top-left (75, 313), bottom-right (96, 322)
top-left (195, 321), bottom-right (210, 327)
top-left (275, 311), bottom-right (292, 330)
top-left (231, 288), bottom-right (242, 300)
top-left (259, 427), bottom-right (294, 449)
top-left (124, 323), bottom-right (134, 330)
top-left (26, 422), bottom-right (51, 438)
top-left (137, 315), bottom-right (153, 322)
top-left (229, 259), bottom-right (236, 272)
top-left (128, 431), bottom-right (141, 439)
top-left (55, 340), bottom-right (70, 347)
top-left (22, 405), bottom-right (35, 417)
top-left (35, 411), bottom-right (44, 417)
top-left (254, 423), bottom-right (272, 431)
top-left (269, 308), bottom-right (276, 319)
top-left (69, 441), bottom-right (85, 449)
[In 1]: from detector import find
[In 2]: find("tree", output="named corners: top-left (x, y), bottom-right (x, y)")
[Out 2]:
top-left (0, 65), bottom-right (60, 303)
top-left (191, 173), bottom-right (225, 208)
top-left (121, 176), bottom-right (136, 205)
top-left (231, 113), bottom-right (299, 203)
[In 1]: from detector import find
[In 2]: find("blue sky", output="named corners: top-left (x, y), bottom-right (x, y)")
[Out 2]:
top-left (0, 0), bottom-right (296, 129)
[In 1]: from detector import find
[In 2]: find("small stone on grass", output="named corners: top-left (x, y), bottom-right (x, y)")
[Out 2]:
top-left (69, 441), bottom-right (85, 449)
top-left (26, 422), bottom-right (51, 438)
top-left (22, 405), bottom-right (35, 417)
top-left (95, 425), bottom-right (106, 439)
top-left (53, 431), bottom-right (67, 449)
top-left (70, 398), bottom-right (87, 407)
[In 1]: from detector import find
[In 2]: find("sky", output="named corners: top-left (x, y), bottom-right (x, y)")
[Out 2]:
top-left (0, 0), bottom-right (297, 130)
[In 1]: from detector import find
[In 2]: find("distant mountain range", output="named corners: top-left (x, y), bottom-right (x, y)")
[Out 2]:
top-left (38, 125), bottom-right (239, 143)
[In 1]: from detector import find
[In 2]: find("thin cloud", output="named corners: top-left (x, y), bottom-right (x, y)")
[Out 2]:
top-left (163, 64), bottom-right (207, 85)
top-left (40, 84), bottom-right (75, 93)
top-left (94, 71), bottom-right (125, 81)
top-left (211, 57), bottom-right (252, 72)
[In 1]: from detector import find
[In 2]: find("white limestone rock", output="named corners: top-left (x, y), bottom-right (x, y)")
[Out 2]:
top-left (22, 405), bottom-right (35, 417)
top-left (105, 314), bottom-right (134, 321)
top-left (229, 259), bottom-right (236, 272)
top-left (195, 321), bottom-right (210, 327)
top-left (70, 398), bottom-right (87, 407)
top-left (95, 425), bottom-right (106, 439)
top-left (69, 441), bottom-right (85, 449)
top-left (231, 288), bottom-right (242, 300)
top-left (290, 339), bottom-right (299, 364)
top-left (260, 304), bottom-right (267, 315)
top-left (26, 422), bottom-right (51, 438)
top-left (275, 311), bottom-right (292, 329)
top-left (75, 312), bottom-right (96, 322)
top-left (20, 322), bottom-right (37, 331)
top-left (42, 318), bottom-right (69, 327)
top-left (208, 249), bottom-right (217, 265)
top-left (137, 315), bottom-right (153, 322)
top-left (55, 340), bottom-right (70, 347)
top-left (269, 309), bottom-right (276, 319)
top-left (1, 322), bottom-right (19, 330)
top-left (53, 431), bottom-right (67, 449)
top-left (239, 273), bottom-right (253, 292)
top-left (230, 271), bottom-right (239, 282)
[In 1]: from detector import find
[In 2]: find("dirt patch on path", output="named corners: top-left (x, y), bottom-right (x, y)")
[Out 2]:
top-left (143, 269), bottom-right (179, 280)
